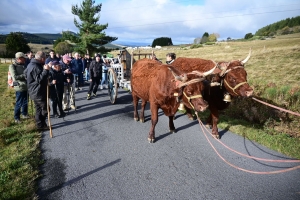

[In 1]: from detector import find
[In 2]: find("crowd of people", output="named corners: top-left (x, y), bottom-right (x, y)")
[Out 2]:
top-left (8, 50), bottom-right (110, 131)
top-left (8, 50), bottom-right (175, 131)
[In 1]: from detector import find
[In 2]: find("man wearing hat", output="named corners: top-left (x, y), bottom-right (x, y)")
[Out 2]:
top-left (87, 54), bottom-right (103, 100)
top-left (49, 61), bottom-right (66, 118)
top-left (9, 52), bottom-right (30, 123)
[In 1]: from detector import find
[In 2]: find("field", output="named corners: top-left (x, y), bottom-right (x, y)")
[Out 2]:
top-left (0, 33), bottom-right (299, 199)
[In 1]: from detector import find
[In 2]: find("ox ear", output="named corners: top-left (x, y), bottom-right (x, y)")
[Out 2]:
top-left (218, 62), bottom-right (230, 77)
top-left (168, 67), bottom-right (188, 83)
top-left (241, 48), bottom-right (252, 64)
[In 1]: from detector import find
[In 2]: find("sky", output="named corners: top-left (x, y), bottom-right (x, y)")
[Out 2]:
top-left (0, 0), bottom-right (300, 45)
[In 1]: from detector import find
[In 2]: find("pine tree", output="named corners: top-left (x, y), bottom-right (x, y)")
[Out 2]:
top-left (66, 0), bottom-right (117, 54)
top-left (5, 32), bottom-right (30, 57)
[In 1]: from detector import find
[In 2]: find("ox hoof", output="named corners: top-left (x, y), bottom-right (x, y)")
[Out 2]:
top-left (134, 118), bottom-right (139, 121)
top-left (170, 129), bottom-right (176, 133)
top-left (212, 134), bottom-right (220, 139)
top-left (188, 117), bottom-right (194, 121)
top-left (140, 118), bottom-right (145, 123)
top-left (148, 138), bottom-right (155, 143)
top-left (205, 124), bottom-right (212, 129)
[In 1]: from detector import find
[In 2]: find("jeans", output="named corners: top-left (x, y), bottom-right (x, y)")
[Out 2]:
top-left (14, 91), bottom-right (28, 120)
top-left (74, 73), bottom-right (84, 88)
top-left (101, 72), bottom-right (107, 86)
top-left (85, 68), bottom-right (90, 81)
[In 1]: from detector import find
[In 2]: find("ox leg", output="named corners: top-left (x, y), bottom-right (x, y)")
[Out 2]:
top-left (206, 112), bottom-right (212, 129)
top-left (132, 95), bottom-right (139, 121)
top-left (169, 116), bottom-right (176, 133)
top-left (210, 108), bottom-right (220, 139)
top-left (185, 107), bottom-right (195, 121)
top-left (148, 105), bottom-right (158, 143)
top-left (139, 100), bottom-right (147, 123)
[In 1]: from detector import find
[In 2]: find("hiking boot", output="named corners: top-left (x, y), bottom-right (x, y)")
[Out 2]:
top-left (70, 105), bottom-right (76, 110)
top-left (14, 119), bottom-right (21, 124)
top-left (37, 125), bottom-right (49, 131)
top-left (92, 93), bottom-right (97, 97)
top-left (21, 115), bottom-right (30, 119)
top-left (87, 94), bottom-right (91, 100)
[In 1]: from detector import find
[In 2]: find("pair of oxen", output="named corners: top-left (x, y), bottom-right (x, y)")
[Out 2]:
top-left (131, 50), bottom-right (254, 143)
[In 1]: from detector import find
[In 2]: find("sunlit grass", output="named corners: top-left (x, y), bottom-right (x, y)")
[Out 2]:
top-left (0, 63), bottom-right (42, 200)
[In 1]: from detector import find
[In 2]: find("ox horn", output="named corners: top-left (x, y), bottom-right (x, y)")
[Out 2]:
top-left (241, 48), bottom-right (252, 64)
top-left (189, 64), bottom-right (217, 77)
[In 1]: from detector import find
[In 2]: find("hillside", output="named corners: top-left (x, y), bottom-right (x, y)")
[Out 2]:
top-left (255, 15), bottom-right (300, 36)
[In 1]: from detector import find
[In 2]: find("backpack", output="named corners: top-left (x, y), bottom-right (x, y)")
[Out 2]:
top-left (7, 70), bottom-right (14, 88)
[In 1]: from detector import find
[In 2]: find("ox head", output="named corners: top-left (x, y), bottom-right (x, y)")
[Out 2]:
top-left (168, 67), bottom-right (216, 112)
top-left (217, 49), bottom-right (254, 97)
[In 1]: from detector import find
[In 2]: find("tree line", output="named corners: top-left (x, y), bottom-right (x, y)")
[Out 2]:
top-left (255, 16), bottom-right (300, 36)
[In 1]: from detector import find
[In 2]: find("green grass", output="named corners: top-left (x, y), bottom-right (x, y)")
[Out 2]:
top-left (0, 64), bottom-right (42, 200)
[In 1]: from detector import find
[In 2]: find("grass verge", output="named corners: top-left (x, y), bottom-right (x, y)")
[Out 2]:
top-left (0, 63), bottom-right (42, 200)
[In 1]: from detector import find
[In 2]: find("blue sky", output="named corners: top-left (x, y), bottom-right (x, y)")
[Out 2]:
top-left (0, 0), bottom-right (299, 45)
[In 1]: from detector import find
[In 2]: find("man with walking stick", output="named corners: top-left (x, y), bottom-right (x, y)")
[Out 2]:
top-left (26, 51), bottom-right (51, 131)
top-left (49, 61), bottom-right (66, 118)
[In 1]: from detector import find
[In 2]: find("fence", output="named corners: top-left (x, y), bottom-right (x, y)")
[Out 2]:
top-left (0, 58), bottom-right (14, 64)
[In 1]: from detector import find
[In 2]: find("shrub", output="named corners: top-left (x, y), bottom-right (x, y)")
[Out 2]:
top-left (190, 44), bottom-right (203, 49)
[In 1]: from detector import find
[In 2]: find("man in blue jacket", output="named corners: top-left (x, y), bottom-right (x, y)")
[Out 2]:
top-left (26, 51), bottom-right (50, 130)
top-left (71, 52), bottom-right (84, 91)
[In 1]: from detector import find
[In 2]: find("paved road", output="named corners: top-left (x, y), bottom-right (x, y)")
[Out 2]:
top-left (37, 84), bottom-right (300, 200)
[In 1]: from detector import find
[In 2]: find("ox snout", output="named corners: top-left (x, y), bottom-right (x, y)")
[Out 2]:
top-left (245, 88), bottom-right (254, 97)
top-left (194, 99), bottom-right (209, 112)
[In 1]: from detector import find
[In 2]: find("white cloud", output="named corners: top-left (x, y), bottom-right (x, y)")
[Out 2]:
top-left (0, 0), bottom-right (299, 44)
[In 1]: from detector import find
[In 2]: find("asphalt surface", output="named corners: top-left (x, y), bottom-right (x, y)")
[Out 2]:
top-left (37, 83), bottom-right (300, 200)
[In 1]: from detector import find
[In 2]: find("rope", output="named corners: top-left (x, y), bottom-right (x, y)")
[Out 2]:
top-left (195, 113), bottom-right (300, 174)
top-left (252, 97), bottom-right (300, 117)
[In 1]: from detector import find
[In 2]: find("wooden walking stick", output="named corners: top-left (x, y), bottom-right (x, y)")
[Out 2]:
top-left (47, 78), bottom-right (53, 138)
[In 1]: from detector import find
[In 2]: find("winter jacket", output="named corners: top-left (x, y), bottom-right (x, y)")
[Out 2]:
top-left (60, 60), bottom-right (74, 85)
top-left (49, 68), bottom-right (65, 97)
top-left (9, 60), bottom-right (27, 92)
top-left (71, 58), bottom-right (84, 74)
top-left (89, 60), bottom-right (103, 78)
top-left (26, 59), bottom-right (49, 101)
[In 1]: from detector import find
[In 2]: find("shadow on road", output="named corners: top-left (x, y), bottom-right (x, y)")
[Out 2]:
top-left (38, 159), bottom-right (121, 199)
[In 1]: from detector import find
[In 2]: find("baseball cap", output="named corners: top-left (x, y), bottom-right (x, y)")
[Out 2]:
top-left (63, 55), bottom-right (72, 61)
top-left (51, 61), bottom-right (61, 66)
top-left (15, 52), bottom-right (27, 59)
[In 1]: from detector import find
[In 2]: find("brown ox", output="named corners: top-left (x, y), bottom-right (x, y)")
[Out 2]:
top-left (171, 50), bottom-right (254, 138)
top-left (131, 59), bottom-right (213, 143)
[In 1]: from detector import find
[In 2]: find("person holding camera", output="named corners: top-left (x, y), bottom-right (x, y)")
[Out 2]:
top-left (26, 51), bottom-right (50, 131)
top-left (9, 52), bottom-right (30, 123)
